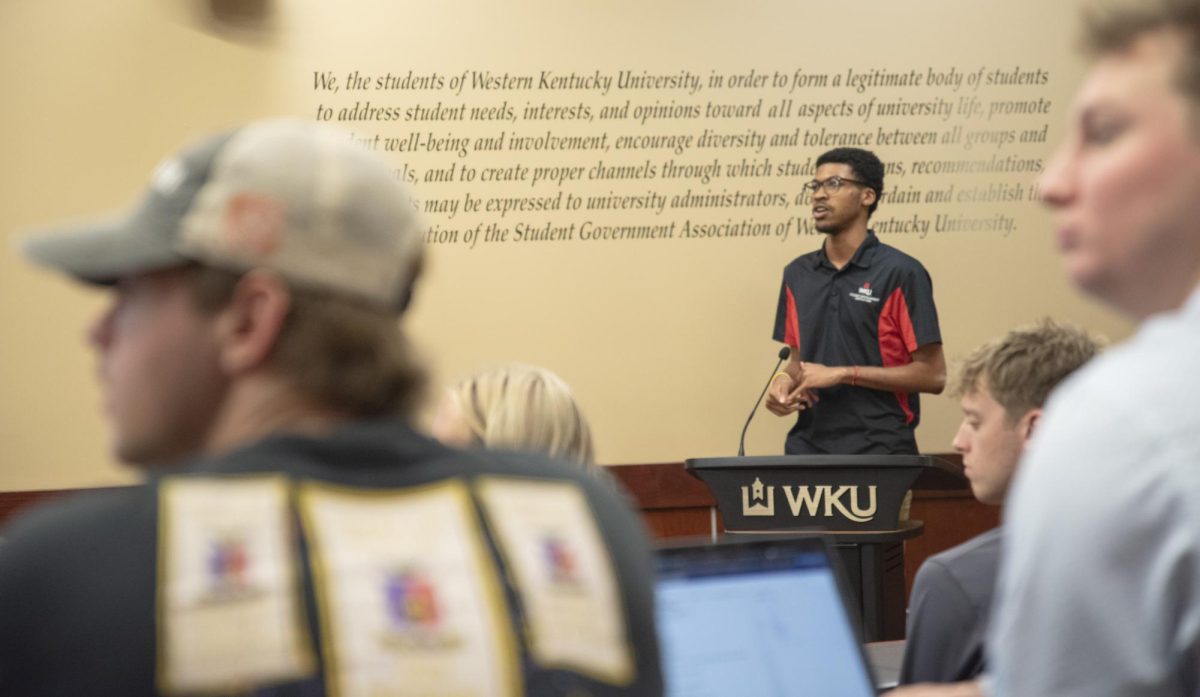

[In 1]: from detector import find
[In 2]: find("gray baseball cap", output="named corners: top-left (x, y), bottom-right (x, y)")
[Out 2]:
top-left (22, 118), bottom-right (425, 312)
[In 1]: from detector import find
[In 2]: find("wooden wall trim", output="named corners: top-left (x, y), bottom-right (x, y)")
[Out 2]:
top-left (605, 462), bottom-right (715, 509)
top-left (0, 489), bottom-right (89, 529)
top-left (0, 457), bottom-right (994, 614)
top-left (0, 453), bottom-right (967, 530)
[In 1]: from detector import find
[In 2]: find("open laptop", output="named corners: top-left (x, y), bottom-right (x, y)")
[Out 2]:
top-left (655, 535), bottom-right (878, 697)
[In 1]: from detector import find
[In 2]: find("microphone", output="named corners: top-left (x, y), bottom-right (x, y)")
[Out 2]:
top-left (738, 346), bottom-right (792, 457)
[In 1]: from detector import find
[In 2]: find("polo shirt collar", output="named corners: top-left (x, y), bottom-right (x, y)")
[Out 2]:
top-left (812, 230), bottom-right (880, 270)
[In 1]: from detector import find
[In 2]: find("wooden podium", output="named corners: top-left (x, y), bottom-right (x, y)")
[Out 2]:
top-left (685, 454), bottom-right (960, 641)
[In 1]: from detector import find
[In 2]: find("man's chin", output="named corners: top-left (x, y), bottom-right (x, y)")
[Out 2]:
top-left (113, 443), bottom-right (152, 470)
top-left (114, 439), bottom-right (183, 470)
top-left (1067, 265), bottom-right (1122, 308)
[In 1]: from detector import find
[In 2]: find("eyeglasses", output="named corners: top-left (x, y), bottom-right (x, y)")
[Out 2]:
top-left (803, 176), bottom-right (870, 194)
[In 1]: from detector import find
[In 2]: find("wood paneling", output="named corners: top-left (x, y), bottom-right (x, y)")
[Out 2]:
top-left (1, 458), bottom-right (999, 609)
top-left (0, 489), bottom-right (89, 528)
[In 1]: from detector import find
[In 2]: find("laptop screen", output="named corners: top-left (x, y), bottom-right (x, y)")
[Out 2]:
top-left (656, 537), bottom-right (876, 697)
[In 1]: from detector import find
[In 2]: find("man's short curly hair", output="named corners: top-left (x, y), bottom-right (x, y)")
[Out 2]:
top-left (815, 147), bottom-right (885, 217)
top-left (953, 319), bottom-right (1103, 422)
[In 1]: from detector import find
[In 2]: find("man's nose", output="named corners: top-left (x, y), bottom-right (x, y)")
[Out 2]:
top-left (1038, 142), bottom-right (1076, 208)
top-left (951, 424), bottom-right (970, 453)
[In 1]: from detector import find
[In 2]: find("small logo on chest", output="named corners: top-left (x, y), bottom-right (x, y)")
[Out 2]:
top-left (849, 281), bottom-right (881, 304)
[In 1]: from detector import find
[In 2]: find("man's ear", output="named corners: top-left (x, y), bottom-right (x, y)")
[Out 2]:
top-left (1019, 407), bottom-right (1043, 444)
top-left (213, 269), bottom-right (292, 375)
top-left (861, 186), bottom-right (878, 209)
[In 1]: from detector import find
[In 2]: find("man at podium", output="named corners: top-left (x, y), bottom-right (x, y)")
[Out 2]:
top-left (766, 147), bottom-right (946, 456)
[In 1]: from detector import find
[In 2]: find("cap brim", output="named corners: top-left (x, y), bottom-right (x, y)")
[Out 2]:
top-left (20, 207), bottom-right (190, 285)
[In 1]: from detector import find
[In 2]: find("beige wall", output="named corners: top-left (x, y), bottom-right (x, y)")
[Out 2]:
top-left (0, 0), bottom-right (1130, 491)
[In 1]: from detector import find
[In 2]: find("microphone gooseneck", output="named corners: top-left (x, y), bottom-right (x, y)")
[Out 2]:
top-left (738, 346), bottom-right (792, 457)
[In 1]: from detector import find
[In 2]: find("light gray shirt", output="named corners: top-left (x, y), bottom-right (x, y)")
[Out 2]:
top-left (988, 288), bottom-right (1200, 697)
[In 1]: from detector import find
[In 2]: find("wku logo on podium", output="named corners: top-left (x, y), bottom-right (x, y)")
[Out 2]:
top-left (741, 477), bottom-right (877, 523)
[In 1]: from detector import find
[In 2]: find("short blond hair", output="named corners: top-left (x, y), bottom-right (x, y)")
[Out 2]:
top-left (953, 319), bottom-right (1103, 422)
top-left (1082, 0), bottom-right (1200, 108)
top-left (448, 364), bottom-right (595, 467)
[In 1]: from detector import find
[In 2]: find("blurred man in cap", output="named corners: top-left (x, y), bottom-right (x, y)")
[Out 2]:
top-left (0, 119), bottom-right (663, 697)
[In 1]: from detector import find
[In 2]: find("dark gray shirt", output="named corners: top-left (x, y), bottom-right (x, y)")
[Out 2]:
top-left (900, 526), bottom-right (1001, 684)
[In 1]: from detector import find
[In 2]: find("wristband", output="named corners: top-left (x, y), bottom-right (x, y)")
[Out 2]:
top-left (850, 365), bottom-right (860, 387)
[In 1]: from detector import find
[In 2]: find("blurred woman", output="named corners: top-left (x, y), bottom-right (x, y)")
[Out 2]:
top-left (431, 363), bottom-right (595, 468)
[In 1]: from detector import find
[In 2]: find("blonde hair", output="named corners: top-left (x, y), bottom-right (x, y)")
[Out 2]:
top-left (953, 319), bottom-right (1103, 422)
top-left (1082, 0), bottom-right (1200, 112)
top-left (448, 364), bottom-right (595, 467)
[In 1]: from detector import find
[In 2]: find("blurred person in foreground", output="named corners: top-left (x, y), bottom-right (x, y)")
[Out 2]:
top-left (899, 320), bottom-right (1100, 685)
top-left (432, 363), bottom-right (595, 469)
top-left (0, 118), bottom-right (662, 697)
top-left (891, 1), bottom-right (1200, 695)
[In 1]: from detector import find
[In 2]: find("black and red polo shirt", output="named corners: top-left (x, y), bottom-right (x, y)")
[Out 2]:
top-left (772, 231), bottom-right (941, 455)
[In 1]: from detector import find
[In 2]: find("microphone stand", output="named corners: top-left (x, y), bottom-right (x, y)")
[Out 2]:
top-left (738, 346), bottom-right (791, 456)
